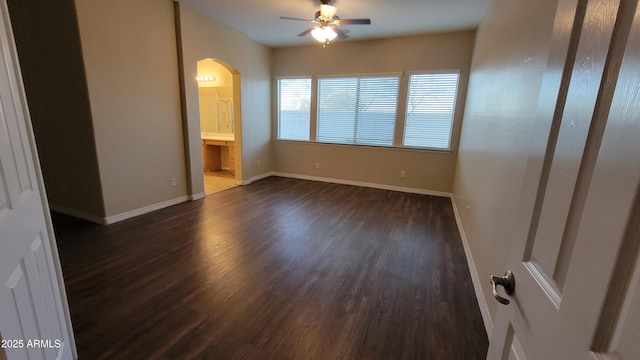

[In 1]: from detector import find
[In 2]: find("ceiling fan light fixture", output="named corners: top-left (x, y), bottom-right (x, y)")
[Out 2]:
top-left (319, 4), bottom-right (337, 20)
top-left (311, 26), bottom-right (337, 43)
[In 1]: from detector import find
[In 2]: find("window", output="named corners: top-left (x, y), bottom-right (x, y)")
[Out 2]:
top-left (317, 76), bottom-right (399, 146)
top-left (278, 78), bottom-right (311, 140)
top-left (275, 71), bottom-right (461, 151)
top-left (403, 72), bottom-right (459, 149)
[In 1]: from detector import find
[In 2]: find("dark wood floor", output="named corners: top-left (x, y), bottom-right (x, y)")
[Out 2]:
top-left (54, 176), bottom-right (488, 359)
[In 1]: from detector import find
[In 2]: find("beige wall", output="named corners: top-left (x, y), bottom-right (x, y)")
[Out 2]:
top-left (75, 0), bottom-right (187, 217)
top-left (271, 31), bottom-right (475, 192)
top-left (453, 0), bottom-right (560, 328)
top-left (7, 0), bottom-right (105, 220)
top-left (177, 3), bottom-right (272, 194)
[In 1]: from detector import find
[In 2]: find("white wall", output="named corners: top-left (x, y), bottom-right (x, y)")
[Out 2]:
top-left (75, 0), bottom-right (187, 218)
top-left (177, 2), bottom-right (272, 195)
top-left (453, 0), bottom-right (560, 331)
top-left (272, 31), bottom-right (475, 193)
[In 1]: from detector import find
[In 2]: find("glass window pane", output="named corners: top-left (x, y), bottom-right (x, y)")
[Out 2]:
top-left (278, 78), bottom-right (311, 141)
top-left (404, 73), bottom-right (459, 149)
top-left (317, 76), bottom-right (399, 146)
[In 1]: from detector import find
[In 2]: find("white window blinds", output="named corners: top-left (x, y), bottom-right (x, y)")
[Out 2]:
top-left (317, 76), bottom-right (399, 146)
top-left (278, 78), bottom-right (311, 141)
top-left (403, 72), bottom-right (459, 149)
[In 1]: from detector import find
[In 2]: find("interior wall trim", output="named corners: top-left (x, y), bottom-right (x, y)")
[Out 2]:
top-left (49, 205), bottom-right (106, 225)
top-left (450, 197), bottom-right (493, 336)
top-left (189, 192), bottom-right (206, 201)
top-left (103, 196), bottom-right (189, 225)
top-left (241, 171), bottom-right (275, 185)
top-left (272, 172), bottom-right (452, 198)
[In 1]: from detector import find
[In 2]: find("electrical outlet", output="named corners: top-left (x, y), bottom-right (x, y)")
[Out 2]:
top-left (170, 177), bottom-right (176, 187)
top-left (316, 162), bottom-right (320, 169)
top-left (257, 160), bottom-right (261, 167)
top-left (400, 170), bottom-right (406, 178)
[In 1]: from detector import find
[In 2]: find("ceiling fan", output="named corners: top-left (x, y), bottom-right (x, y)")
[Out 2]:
top-left (280, 0), bottom-right (371, 46)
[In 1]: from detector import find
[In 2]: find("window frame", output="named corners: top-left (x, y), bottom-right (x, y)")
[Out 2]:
top-left (275, 70), bottom-right (461, 153)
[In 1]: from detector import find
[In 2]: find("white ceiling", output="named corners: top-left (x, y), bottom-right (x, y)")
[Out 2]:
top-left (178, 0), bottom-right (491, 48)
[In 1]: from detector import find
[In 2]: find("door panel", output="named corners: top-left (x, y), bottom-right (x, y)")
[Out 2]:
top-left (527, 0), bottom-right (620, 295)
top-left (501, 327), bottom-right (527, 360)
top-left (488, 0), bottom-right (640, 358)
top-left (0, 0), bottom-right (74, 358)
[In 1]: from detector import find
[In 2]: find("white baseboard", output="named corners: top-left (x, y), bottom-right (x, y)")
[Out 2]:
top-left (241, 171), bottom-right (274, 185)
top-left (103, 196), bottom-right (189, 225)
top-left (450, 196), bottom-right (493, 337)
top-left (49, 205), bottom-right (106, 225)
top-left (272, 172), bottom-right (452, 198)
top-left (189, 192), bottom-right (206, 201)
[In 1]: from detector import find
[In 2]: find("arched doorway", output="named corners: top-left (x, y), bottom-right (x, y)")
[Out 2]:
top-left (197, 59), bottom-right (240, 194)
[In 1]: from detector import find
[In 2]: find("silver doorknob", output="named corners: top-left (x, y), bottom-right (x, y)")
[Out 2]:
top-left (490, 271), bottom-right (515, 305)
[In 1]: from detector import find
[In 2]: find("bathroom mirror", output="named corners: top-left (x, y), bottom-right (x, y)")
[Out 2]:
top-left (199, 89), bottom-right (234, 134)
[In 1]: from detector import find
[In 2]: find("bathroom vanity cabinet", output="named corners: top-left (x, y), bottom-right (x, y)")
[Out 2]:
top-left (202, 139), bottom-right (235, 174)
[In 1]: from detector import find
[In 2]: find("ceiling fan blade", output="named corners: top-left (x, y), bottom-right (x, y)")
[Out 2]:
top-left (297, 26), bottom-right (316, 37)
top-left (332, 26), bottom-right (349, 40)
top-left (337, 18), bottom-right (371, 25)
top-left (280, 16), bottom-right (314, 22)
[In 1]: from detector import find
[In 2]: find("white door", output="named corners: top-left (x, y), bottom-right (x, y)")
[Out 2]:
top-left (487, 0), bottom-right (640, 358)
top-left (0, 0), bottom-right (75, 358)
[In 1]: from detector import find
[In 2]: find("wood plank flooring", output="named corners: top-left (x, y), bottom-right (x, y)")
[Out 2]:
top-left (53, 176), bottom-right (488, 359)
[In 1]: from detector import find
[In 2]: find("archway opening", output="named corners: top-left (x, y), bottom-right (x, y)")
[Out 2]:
top-left (197, 59), bottom-right (239, 194)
